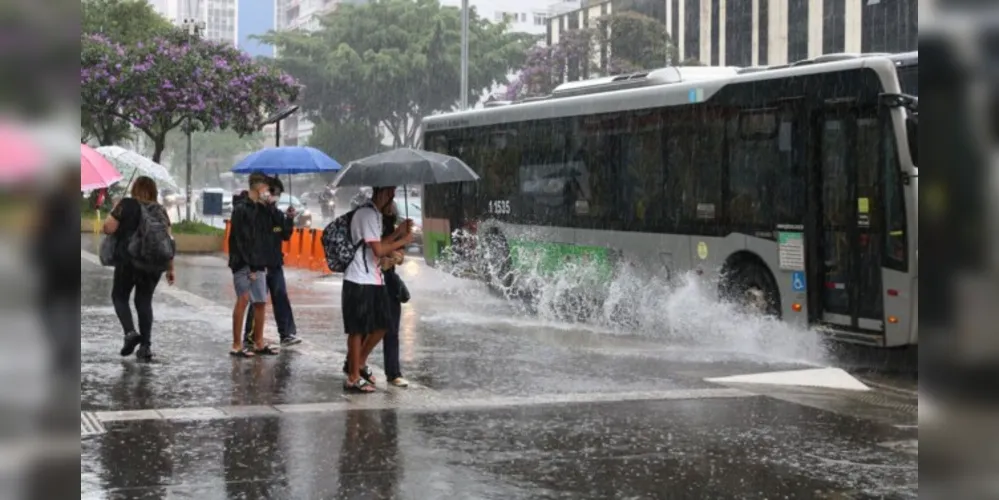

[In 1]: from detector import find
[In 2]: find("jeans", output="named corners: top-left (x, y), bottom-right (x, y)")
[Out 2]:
top-left (244, 266), bottom-right (297, 342)
top-left (383, 296), bottom-right (402, 379)
top-left (111, 263), bottom-right (162, 347)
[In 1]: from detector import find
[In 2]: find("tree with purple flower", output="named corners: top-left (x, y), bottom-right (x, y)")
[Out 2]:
top-left (81, 30), bottom-right (300, 162)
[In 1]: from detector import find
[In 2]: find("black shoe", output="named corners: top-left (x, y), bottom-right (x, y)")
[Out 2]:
top-left (280, 335), bottom-right (303, 346)
top-left (120, 332), bottom-right (141, 356)
top-left (136, 345), bottom-right (153, 362)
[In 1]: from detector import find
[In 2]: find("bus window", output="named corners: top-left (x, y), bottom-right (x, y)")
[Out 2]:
top-left (665, 107), bottom-right (724, 232)
top-left (619, 112), bottom-right (663, 232)
top-left (728, 110), bottom-right (779, 229)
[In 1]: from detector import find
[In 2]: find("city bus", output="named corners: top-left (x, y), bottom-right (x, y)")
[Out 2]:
top-left (421, 52), bottom-right (918, 348)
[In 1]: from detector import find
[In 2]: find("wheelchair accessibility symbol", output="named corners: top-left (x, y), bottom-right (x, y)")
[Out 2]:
top-left (791, 271), bottom-right (806, 292)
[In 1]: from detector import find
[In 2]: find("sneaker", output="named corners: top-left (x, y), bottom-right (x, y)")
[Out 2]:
top-left (280, 335), bottom-right (303, 346)
top-left (120, 332), bottom-right (141, 356)
top-left (136, 345), bottom-right (153, 362)
top-left (388, 377), bottom-right (410, 388)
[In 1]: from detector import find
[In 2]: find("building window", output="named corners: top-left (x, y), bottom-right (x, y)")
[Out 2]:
top-left (534, 14), bottom-right (547, 26)
top-left (823, 0), bottom-right (845, 53)
top-left (726, 0), bottom-right (752, 67)
top-left (758, 0), bottom-right (768, 65)
top-left (786, 0), bottom-right (808, 63)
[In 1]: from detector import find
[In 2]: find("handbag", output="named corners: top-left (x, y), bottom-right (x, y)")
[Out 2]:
top-left (385, 270), bottom-right (411, 304)
top-left (99, 233), bottom-right (118, 267)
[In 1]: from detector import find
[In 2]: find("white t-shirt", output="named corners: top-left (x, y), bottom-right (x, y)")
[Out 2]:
top-left (344, 205), bottom-right (383, 285)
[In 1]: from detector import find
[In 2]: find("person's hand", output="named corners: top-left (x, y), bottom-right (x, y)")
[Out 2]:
top-left (392, 251), bottom-right (405, 265)
top-left (379, 257), bottom-right (394, 271)
top-left (404, 219), bottom-right (414, 233)
top-left (166, 270), bottom-right (175, 286)
top-left (400, 232), bottom-right (414, 245)
top-left (249, 271), bottom-right (257, 282)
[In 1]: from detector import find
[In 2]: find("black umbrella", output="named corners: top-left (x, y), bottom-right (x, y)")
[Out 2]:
top-left (331, 148), bottom-right (480, 188)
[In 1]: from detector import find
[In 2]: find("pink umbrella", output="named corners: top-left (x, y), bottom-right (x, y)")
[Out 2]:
top-left (0, 124), bottom-right (45, 184)
top-left (81, 143), bottom-right (122, 191)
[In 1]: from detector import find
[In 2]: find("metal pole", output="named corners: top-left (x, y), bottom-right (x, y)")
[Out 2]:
top-left (185, 121), bottom-right (192, 221)
top-left (460, 0), bottom-right (469, 110)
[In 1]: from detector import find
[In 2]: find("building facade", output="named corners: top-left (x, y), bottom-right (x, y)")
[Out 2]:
top-left (548, 0), bottom-right (917, 69)
top-left (154, 0), bottom-right (239, 46)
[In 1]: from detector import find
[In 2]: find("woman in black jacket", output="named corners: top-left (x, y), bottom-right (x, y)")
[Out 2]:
top-left (379, 201), bottom-right (410, 387)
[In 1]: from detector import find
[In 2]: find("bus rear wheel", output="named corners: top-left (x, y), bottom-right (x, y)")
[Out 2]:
top-left (721, 260), bottom-right (781, 318)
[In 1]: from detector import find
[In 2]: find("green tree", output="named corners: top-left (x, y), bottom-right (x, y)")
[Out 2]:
top-left (145, 130), bottom-right (264, 186)
top-left (258, 0), bottom-right (532, 149)
top-left (507, 11), bottom-right (677, 100)
top-left (82, 0), bottom-right (175, 45)
top-left (307, 121), bottom-right (385, 169)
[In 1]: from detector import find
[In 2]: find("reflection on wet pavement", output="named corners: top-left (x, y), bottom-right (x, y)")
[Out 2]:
top-left (80, 239), bottom-right (917, 498)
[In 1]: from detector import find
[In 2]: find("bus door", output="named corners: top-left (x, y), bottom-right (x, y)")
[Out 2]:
top-left (809, 105), bottom-right (885, 335)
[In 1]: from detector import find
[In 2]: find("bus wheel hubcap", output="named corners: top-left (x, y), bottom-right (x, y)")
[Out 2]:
top-left (745, 287), bottom-right (767, 314)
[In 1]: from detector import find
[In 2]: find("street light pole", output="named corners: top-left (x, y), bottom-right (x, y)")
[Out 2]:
top-left (460, 0), bottom-right (469, 110)
top-left (182, 18), bottom-right (203, 221)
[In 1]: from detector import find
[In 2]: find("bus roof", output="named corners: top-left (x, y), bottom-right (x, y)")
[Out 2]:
top-left (424, 52), bottom-right (911, 132)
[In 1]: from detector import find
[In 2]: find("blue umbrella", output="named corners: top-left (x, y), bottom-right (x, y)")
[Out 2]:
top-left (232, 146), bottom-right (342, 175)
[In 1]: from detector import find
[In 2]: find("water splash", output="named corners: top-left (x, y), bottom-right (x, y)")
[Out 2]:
top-left (433, 231), bottom-right (829, 365)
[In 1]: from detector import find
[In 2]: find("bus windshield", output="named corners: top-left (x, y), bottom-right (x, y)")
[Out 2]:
top-left (897, 65), bottom-right (918, 96)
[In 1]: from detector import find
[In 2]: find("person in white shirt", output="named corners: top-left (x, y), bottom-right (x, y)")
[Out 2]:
top-left (341, 186), bottom-right (413, 393)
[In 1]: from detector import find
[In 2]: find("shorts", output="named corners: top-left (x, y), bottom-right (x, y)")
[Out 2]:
top-left (233, 267), bottom-right (268, 304)
top-left (341, 280), bottom-right (391, 335)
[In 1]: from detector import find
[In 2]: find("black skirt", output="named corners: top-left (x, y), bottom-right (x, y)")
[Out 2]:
top-left (341, 280), bottom-right (392, 335)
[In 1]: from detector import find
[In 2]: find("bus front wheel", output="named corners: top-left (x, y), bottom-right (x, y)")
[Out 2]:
top-left (478, 230), bottom-right (514, 290)
top-left (720, 258), bottom-right (781, 319)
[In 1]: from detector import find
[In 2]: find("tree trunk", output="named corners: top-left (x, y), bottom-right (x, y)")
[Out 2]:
top-left (151, 136), bottom-right (166, 164)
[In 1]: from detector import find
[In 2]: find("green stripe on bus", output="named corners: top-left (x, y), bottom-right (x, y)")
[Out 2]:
top-left (423, 230), bottom-right (451, 262)
top-left (508, 240), bottom-right (613, 279)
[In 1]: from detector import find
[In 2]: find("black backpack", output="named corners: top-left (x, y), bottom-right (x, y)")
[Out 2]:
top-left (321, 203), bottom-right (374, 273)
top-left (128, 203), bottom-right (175, 272)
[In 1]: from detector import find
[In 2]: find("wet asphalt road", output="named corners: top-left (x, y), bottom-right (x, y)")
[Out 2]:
top-left (79, 235), bottom-right (918, 499)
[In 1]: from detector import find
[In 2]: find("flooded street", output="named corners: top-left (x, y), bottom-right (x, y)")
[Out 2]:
top-left (79, 235), bottom-right (917, 499)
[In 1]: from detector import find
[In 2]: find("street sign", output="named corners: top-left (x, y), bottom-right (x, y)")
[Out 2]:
top-left (791, 271), bottom-right (806, 292)
top-left (203, 191), bottom-right (223, 216)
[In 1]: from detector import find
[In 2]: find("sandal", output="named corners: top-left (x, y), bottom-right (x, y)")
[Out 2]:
top-left (342, 362), bottom-right (376, 385)
top-left (343, 378), bottom-right (376, 393)
top-left (229, 348), bottom-right (255, 358)
top-left (254, 344), bottom-right (280, 356)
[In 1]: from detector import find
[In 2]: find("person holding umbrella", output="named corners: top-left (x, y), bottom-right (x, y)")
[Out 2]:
top-left (341, 186), bottom-right (413, 393)
top-left (242, 176), bottom-right (302, 347)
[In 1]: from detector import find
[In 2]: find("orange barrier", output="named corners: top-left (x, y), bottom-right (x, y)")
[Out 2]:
top-left (299, 228), bottom-right (313, 270)
top-left (311, 229), bottom-right (330, 274)
top-left (285, 229), bottom-right (297, 267)
top-left (222, 221), bottom-right (333, 275)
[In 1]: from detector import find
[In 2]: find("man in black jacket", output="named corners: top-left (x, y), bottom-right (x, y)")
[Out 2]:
top-left (243, 176), bottom-right (302, 347)
top-left (228, 173), bottom-right (280, 357)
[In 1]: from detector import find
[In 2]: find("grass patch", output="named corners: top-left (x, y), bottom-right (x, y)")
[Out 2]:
top-left (172, 220), bottom-right (224, 236)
